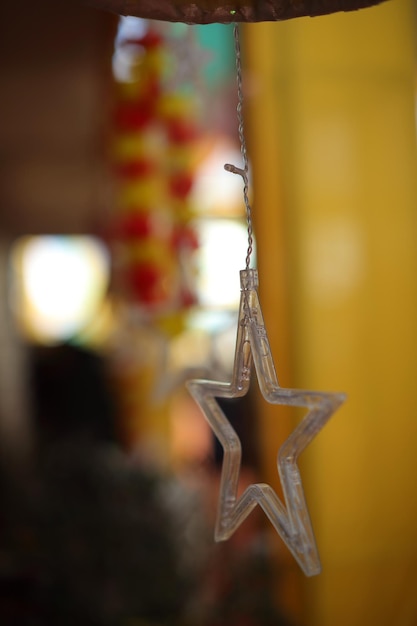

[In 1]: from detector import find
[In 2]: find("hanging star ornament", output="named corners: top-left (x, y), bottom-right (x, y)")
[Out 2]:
top-left (186, 269), bottom-right (346, 576)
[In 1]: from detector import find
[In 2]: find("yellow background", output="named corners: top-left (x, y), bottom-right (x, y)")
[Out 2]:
top-left (246, 1), bottom-right (417, 624)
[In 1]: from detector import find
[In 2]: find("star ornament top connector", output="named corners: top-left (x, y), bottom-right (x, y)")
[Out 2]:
top-left (186, 269), bottom-right (346, 577)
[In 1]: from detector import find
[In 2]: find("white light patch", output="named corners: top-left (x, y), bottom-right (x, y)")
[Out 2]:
top-left (191, 141), bottom-right (247, 215)
top-left (112, 16), bottom-right (148, 82)
top-left (13, 236), bottom-right (109, 343)
top-left (196, 219), bottom-right (255, 309)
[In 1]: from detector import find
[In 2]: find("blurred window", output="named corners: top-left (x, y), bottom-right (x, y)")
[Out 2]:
top-left (10, 236), bottom-right (110, 345)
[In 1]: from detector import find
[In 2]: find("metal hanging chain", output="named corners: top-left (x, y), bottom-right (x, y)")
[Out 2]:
top-left (224, 23), bottom-right (253, 270)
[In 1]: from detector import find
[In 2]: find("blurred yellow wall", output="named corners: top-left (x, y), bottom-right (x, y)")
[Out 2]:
top-left (246, 1), bottom-right (417, 624)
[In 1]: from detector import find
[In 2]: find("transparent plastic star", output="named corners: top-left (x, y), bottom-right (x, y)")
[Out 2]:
top-left (186, 269), bottom-right (346, 576)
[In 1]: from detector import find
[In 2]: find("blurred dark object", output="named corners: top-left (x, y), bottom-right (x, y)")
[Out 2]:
top-left (216, 393), bottom-right (260, 469)
top-left (30, 344), bottom-right (117, 445)
top-left (0, 344), bottom-right (296, 625)
top-left (39, 446), bottom-right (193, 625)
top-left (85, 0), bottom-right (387, 24)
top-left (0, 444), bottom-right (198, 626)
top-left (0, 345), bottom-right (194, 625)
top-left (203, 539), bottom-right (297, 626)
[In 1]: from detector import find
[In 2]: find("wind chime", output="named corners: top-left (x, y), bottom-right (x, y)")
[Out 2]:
top-left (97, 0), bottom-right (386, 576)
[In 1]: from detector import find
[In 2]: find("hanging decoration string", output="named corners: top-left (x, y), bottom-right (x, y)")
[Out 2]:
top-left (186, 21), bottom-right (347, 579)
top-left (224, 23), bottom-right (253, 270)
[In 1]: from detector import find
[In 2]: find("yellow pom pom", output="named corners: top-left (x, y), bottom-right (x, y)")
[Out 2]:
top-left (118, 179), bottom-right (164, 210)
top-left (157, 94), bottom-right (193, 119)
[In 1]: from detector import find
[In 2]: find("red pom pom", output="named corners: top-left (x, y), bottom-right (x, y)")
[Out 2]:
top-left (115, 159), bottom-right (156, 179)
top-left (127, 262), bottom-right (167, 305)
top-left (169, 173), bottom-right (194, 199)
top-left (121, 30), bottom-right (163, 50)
top-left (180, 288), bottom-right (198, 308)
top-left (119, 213), bottom-right (153, 240)
top-left (171, 225), bottom-right (199, 251)
top-left (166, 119), bottom-right (197, 144)
top-left (137, 31), bottom-right (163, 49)
top-left (114, 102), bottom-right (153, 132)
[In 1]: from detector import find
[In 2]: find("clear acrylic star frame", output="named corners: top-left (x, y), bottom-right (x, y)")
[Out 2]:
top-left (187, 269), bottom-right (346, 576)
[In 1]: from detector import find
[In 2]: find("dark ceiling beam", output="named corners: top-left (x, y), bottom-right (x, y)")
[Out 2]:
top-left (85, 0), bottom-right (388, 24)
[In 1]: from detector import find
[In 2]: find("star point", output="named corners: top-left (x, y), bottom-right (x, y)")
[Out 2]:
top-left (186, 269), bottom-right (346, 577)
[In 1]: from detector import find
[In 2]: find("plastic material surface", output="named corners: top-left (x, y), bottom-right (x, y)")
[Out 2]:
top-left (187, 269), bottom-right (346, 576)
